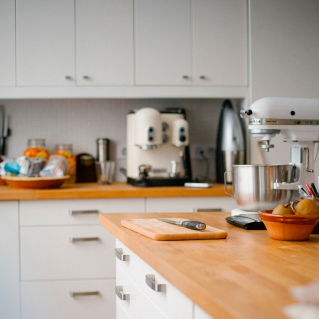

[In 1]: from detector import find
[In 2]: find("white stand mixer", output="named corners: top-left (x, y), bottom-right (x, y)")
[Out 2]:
top-left (229, 97), bottom-right (319, 216)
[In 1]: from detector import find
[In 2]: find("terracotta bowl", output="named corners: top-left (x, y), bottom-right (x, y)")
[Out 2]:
top-left (258, 210), bottom-right (319, 241)
top-left (3, 176), bottom-right (70, 189)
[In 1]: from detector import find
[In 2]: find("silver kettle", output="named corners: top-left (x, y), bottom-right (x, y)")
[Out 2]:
top-left (216, 100), bottom-right (245, 184)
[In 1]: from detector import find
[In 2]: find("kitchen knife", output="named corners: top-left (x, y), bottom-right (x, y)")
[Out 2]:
top-left (0, 106), bottom-right (4, 156)
top-left (157, 219), bottom-right (206, 230)
top-left (1, 113), bottom-right (8, 156)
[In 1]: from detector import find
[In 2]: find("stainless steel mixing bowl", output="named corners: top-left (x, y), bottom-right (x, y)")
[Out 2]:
top-left (225, 164), bottom-right (295, 211)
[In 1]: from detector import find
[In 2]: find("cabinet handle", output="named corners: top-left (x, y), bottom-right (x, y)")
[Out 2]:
top-left (65, 76), bottom-right (72, 80)
top-left (145, 274), bottom-right (166, 292)
top-left (182, 75), bottom-right (189, 79)
top-left (83, 75), bottom-right (89, 79)
top-left (69, 237), bottom-right (99, 243)
top-left (69, 210), bottom-right (99, 215)
top-left (115, 248), bottom-right (130, 261)
top-left (196, 208), bottom-right (222, 212)
top-left (199, 75), bottom-right (206, 79)
top-left (70, 291), bottom-right (99, 297)
top-left (115, 286), bottom-right (130, 300)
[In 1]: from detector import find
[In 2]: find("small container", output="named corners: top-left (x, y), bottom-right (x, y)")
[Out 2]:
top-left (95, 161), bottom-right (115, 185)
top-left (54, 144), bottom-right (76, 183)
top-left (23, 139), bottom-right (50, 162)
top-left (96, 138), bottom-right (110, 162)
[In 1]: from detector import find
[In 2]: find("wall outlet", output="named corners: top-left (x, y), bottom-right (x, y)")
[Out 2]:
top-left (190, 145), bottom-right (215, 159)
top-left (116, 143), bottom-right (127, 159)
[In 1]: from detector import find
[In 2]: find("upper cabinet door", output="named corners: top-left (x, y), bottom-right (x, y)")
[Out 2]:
top-left (16, 0), bottom-right (75, 86)
top-left (0, 0), bottom-right (15, 86)
top-left (193, 0), bottom-right (248, 86)
top-left (76, 0), bottom-right (134, 86)
top-left (135, 0), bottom-right (192, 86)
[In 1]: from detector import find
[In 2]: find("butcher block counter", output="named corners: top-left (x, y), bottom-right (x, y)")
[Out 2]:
top-left (99, 212), bottom-right (319, 319)
top-left (0, 182), bottom-right (232, 200)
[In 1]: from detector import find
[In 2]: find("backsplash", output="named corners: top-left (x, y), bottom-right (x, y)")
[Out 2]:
top-left (0, 98), bottom-right (244, 182)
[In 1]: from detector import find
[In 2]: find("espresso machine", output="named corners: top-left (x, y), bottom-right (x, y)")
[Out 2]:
top-left (227, 97), bottom-right (319, 215)
top-left (126, 107), bottom-right (192, 186)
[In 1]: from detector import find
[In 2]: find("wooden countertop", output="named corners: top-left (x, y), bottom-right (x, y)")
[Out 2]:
top-left (99, 212), bottom-right (319, 319)
top-left (0, 182), bottom-right (232, 200)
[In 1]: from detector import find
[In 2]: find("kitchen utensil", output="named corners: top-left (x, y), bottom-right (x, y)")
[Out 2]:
top-left (0, 105), bottom-right (4, 157)
top-left (305, 183), bottom-right (315, 197)
top-left (225, 214), bottom-right (266, 230)
top-left (157, 218), bottom-right (206, 230)
top-left (121, 218), bottom-right (227, 241)
top-left (96, 138), bottom-right (110, 162)
top-left (310, 183), bottom-right (319, 197)
top-left (3, 175), bottom-right (69, 189)
top-left (76, 153), bottom-right (97, 183)
top-left (1, 113), bottom-right (8, 156)
top-left (258, 210), bottom-right (319, 240)
top-left (216, 100), bottom-right (245, 184)
top-left (95, 161), bottom-right (115, 185)
top-left (226, 164), bottom-right (294, 211)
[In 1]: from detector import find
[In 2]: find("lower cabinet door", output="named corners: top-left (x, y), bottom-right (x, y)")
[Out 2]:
top-left (116, 300), bottom-right (132, 319)
top-left (21, 279), bottom-right (115, 319)
top-left (20, 225), bottom-right (115, 280)
top-left (116, 267), bottom-right (169, 319)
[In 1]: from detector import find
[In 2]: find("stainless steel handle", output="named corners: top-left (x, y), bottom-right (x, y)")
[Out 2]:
top-left (145, 275), bottom-right (166, 292)
top-left (182, 75), bottom-right (189, 79)
top-left (83, 75), bottom-right (89, 79)
top-left (224, 172), bottom-right (233, 196)
top-left (115, 286), bottom-right (130, 300)
top-left (65, 76), bottom-right (72, 80)
top-left (69, 237), bottom-right (99, 243)
top-left (199, 75), bottom-right (206, 79)
top-left (115, 248), bottom-right (130, 261)
top-left (304, 147), bottom-right (314, 173)
top-left (70, 291), bottom-right (99, 297)
top-left (196, 208), bottom-right (222, 212)
top-left (69, 210), bottom-right (99, 215)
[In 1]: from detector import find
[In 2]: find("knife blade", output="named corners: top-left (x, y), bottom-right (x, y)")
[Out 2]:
top-left (157, 219), bottom-right (206, 231)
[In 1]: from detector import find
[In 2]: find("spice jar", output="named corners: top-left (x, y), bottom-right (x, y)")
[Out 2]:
top-left (23, 139), bottom-right (50, 162)
top-left (54, 144), bottom-right (76, 183)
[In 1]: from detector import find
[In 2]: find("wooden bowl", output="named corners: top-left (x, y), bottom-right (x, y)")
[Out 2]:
top-left (3, 176), bottom-right (70, 189)
top-left (258, 210), bottom-right (319, 241)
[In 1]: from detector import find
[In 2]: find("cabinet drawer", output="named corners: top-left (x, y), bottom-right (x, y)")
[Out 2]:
top-left (117, 300), bottom-right (132, 319)
top-left (21, 279), bottom-right (115, 319)
top-left (20, 198), bottom-right (145, 226)
top-left (116, 267), bottom-right (169, 319)
top-left (115, 240), bottom-right (193, 319)
top-left (21, 225), bottom-right (115, 280)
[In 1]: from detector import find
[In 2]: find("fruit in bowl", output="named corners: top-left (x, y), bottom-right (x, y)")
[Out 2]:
top-left (259, 200), bottom-right (319, 241)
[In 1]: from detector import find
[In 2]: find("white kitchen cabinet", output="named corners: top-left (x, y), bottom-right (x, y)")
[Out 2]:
top-left (134, 0), bottom-right (192, 86)
top-left (194, 305), bottom-right (215, 319)
top-left (0, 201), bottom-right (20, 319)
top-left (76, 0), bottom-right (134, 86)
top-left (146, 196), bottom-right (237, 213)
top-left (20, 198), bottom-right (145, 226)
top-left (21, 279), bottom-right (115, 319)
top-left (193, 0), bottom-right (247, 86)
top-left (20, 225), bottom-right (115, 281)
top-left (16, 0), bottom-right (75, 86)
top-left (0, 0), bottom-right (15, 86)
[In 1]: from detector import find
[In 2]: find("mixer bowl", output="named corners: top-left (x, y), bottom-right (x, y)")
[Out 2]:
top-left (229, 164), bottom-right (295, 211)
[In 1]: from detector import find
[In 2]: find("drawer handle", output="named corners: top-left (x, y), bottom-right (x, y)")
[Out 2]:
top-left (69, 210), bottom-right (99, 215)
top-left (145, 275), bottom-right (166, 292)
top-left (115, 248), bottom-right (130, 261)
top-left (115, 286), bottom-right (130, 300)
top-left (70, 291), bottom-right (99, 297)
top-left (69, 237), bottom-right (99, 243)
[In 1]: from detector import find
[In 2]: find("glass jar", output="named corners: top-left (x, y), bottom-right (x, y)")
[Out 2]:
top-left (54, 144), bottom-right (76, 183)
top-left (23, 138), bottom-right (50, 162)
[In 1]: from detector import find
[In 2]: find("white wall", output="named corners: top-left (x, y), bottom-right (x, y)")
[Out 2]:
top-left (0, 98), bottom-right (244, 181)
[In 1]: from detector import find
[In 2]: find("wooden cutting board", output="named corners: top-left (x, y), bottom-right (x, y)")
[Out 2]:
top-left (121, 218), bottom-right (228, 241)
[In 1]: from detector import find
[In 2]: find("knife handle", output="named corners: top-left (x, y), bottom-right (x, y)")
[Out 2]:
top-left (181, 221), bottom-right (206, 231)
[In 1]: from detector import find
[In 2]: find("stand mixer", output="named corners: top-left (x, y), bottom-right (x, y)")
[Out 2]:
top-left (228, 97), bottom-right (319, 215)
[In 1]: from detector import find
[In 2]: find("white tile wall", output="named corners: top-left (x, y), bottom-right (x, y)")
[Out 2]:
top-left (0, 98), bottom-right (243, 181)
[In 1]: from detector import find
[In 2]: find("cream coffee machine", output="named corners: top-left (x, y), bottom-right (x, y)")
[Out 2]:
top-left (126, 107), bottom-right (192, 186)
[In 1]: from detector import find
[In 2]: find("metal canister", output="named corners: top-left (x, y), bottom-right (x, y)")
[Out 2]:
top-left (96, 138), bottom-right (110, 162)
